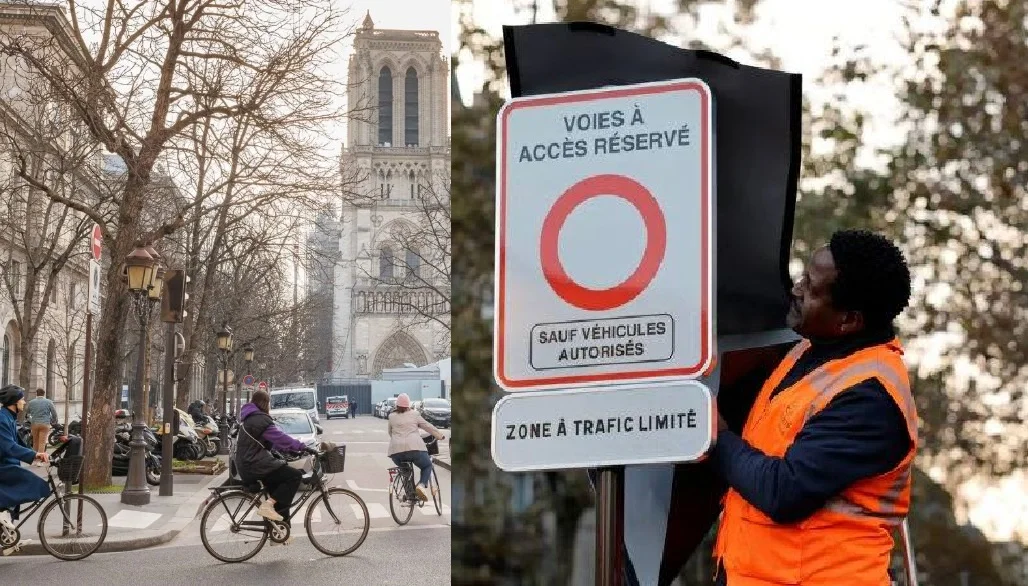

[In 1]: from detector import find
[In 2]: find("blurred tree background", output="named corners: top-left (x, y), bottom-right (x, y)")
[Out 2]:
top-left (451, 0), bottom-right (1027, 584)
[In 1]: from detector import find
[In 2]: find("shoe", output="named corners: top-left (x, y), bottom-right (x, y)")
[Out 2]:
top-left (257, 501), bottom-right (284, 522)
top-left (414, 485), bottom-right (428, 502)
top-left (0, 511), bottom-right (13, 532)
top-left (269, 536), bottom-right (294, 546)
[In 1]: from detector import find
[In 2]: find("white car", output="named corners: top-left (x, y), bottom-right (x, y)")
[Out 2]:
top-left (228, 408), bottom-right (323, 481)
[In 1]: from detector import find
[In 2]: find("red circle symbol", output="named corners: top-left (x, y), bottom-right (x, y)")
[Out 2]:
top-left (91, 224), bottom-right (103, 261)
top-left (540, 174), bottom-right (666, 311)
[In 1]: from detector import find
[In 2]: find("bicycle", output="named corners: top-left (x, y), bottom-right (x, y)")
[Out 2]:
top-left (0, 436), bottom-right (108, 560)
top-left (199, 445), bottom-right (370, 563)
top-left (387, 437), bottom-right (443, 526)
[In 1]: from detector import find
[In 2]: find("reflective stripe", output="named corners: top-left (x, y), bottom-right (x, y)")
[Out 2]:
top-left (875, 465), bottom-right (911, 516)
top-left (824, 496), bottom-right (906, 525)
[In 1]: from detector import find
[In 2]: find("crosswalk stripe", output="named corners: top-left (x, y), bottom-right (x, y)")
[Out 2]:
top-left (416, 503), bottom-right (451, 516)
top-left (362, 503), bottom-right (390, 519)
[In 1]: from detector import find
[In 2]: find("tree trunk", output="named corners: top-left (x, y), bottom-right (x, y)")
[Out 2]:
top-left (81, 179), bottom-right (146, 486)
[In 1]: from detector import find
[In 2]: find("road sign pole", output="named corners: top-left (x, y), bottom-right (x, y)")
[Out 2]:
top-left (596, 466), bottom-right (625, 586)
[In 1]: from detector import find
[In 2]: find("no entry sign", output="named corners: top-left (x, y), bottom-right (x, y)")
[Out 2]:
top-left (494, 78), bottom-right (714, 390)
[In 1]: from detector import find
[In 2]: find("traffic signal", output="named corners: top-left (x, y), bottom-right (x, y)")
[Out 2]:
top-left (161, 269), bottom-right (190, 323)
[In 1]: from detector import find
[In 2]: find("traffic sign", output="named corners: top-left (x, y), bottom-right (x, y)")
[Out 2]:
top-left (87, 260), bottom-right (102, 316)
top-left (494, 78), bottom-right (714, 390)
top-left (90, 224), bottom-right (102, 261)
top-left (491, 381), bottom-right (714, 471)
top-left (242, 374), bottom-right (255, 387)
top-left (257, 381), bottom-right (268, 391)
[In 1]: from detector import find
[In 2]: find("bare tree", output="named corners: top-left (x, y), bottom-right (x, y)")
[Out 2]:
top-left (0, 0), bottom-right (356, 487)
top-left (0, 15), bottom-right (99, 397)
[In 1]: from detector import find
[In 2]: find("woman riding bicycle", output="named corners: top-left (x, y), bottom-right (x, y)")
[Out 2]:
top-left (235, 390), bottom-right (308, 528)
top-left (387, 394), bottom-right (445, 502)
top-left (0, 384), bottom-right (50, 533)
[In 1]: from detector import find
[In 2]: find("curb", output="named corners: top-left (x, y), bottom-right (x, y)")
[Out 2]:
top-left (432, 456), bottom-right (451, 472)
top-left (13, 468), bottom-right (229, 557)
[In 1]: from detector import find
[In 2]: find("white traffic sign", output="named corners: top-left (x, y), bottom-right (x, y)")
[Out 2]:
top-left (87, 260), bottom-right (102, 316)
top-left (494, 78), bottom-right (714, 390)
top-left (491, 381), bottom-right (714, 471)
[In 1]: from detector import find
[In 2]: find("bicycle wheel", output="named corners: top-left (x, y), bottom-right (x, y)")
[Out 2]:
top-left (200, 492), bottom-right (268, 563)
top-left (37, 494), bottom-right (108, 561)
top-left (389, 475), bottom-right (414, 526)
top-left (305, 488), bottom-right (370, 556)
top-left (431, 467), bottom-right (443, 516)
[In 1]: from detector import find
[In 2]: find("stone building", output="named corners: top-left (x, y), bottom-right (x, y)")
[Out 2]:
top-left (326, 13), bottom-right (450, 381)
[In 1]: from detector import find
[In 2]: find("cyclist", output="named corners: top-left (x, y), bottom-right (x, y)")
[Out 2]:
top-left (0, 384), bottom-right (50, 533)
top-left (387, 393), bottom-right (445, 502)
top-left (235, 390), bottom-right (308, 530)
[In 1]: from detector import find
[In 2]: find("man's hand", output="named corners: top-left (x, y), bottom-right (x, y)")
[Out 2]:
top-left (34, 452), bottom-right (49, 464)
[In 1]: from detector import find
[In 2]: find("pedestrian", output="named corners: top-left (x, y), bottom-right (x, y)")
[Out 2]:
top-left (350, 399), bottom-right (357, 418)
top-left (25, 388), bottom-right (56, 454)
top-left (712, 229), bottom-right (916, 586)
top-left (387, 393), bottom-right (445, 502)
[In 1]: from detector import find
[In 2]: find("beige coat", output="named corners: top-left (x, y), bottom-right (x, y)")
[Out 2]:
top-left (387, 409), bottom-right (443, 456)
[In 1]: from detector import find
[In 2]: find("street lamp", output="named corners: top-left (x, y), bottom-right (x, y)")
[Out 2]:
top-left (122, 244), bottom-right (161, 506)
top-left (216, 323), bottom-right (232, 455)
top-left (241, 342), bottom-right (254, 411)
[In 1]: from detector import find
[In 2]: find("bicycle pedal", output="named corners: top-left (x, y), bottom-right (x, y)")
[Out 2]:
top-left (2, 544), bottom-right (19, 556)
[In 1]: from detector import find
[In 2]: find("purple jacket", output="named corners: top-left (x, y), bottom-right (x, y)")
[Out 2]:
top-left (234, 403), bottom-right (306, 480)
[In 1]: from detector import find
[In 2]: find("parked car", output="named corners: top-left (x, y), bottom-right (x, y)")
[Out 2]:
top-left (376, 398), bottom-right (397, 419)
top-left (416, 398), bottom-right (451, 428)
top-left (325, 395), bottom-right (350, 420)
top-left (227, 407), bottom-right (323, 482)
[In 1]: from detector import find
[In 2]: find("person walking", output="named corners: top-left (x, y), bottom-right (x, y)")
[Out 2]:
top-left (25, 389), bottom-right (57, 454)
top-left (387, 393), bottom-right (444, 502)
top-left (712, 229), bottom-right (917, 586)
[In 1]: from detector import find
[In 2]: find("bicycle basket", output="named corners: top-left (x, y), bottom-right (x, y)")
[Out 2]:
top-left (57, 455), bottom-right (84, 483)
top-left (321, 445), bottom-right (346, 474)
top-left (423, 435), bottom-right (439, 456)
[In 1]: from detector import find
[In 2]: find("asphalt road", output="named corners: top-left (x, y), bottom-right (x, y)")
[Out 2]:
top-left (2, 415), bottom-right (451, 584)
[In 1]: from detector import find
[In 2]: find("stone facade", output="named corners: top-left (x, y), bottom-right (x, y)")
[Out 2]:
top-left (328, 14), bottom-right (450, 380)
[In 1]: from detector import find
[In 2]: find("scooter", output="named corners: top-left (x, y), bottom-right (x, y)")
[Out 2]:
top-left (194, 419), bottom-right (220, 458)
top-left (112, 423), bottom-right (162, 486)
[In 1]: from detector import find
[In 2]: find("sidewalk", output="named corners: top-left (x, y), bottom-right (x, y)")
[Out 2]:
top-left (15, 458), bottom-right (227, 556)
top-left (432, 448), bottom-right (451, 472)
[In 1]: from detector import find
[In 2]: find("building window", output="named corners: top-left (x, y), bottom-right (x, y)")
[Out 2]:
top-left (404, 67), bottom-right (418, 146)
top-left (379, 246), bottom-right (394, 279)
top-left (1, 335), bottom-right (9, 387)
top-left (406, 248), bottom-right (420, 279)
top-left (11, 261), bottom-right (21, 297)
top-left (378, 67), bottom-right (393, 146)
top-left (45, 340), bottom-right (55, 398)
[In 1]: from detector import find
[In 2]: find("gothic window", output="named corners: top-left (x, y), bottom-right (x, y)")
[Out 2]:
top-left (379, 246), bottom-right (394, 279)
top-left (406, 248), bottom-right (420, 279)
top-left (356, 291), bottom-right (366, 313)
top-left (378, 66), bottom-right (393, 146)
top-left (409, 170), bottom-right (415, 198)
top-left (1, 334), bottom-right (8, 387)
top-left (404, 67), bottom-right (418, 146)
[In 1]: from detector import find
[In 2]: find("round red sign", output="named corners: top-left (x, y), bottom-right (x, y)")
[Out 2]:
top-left (91, 224), bottom-right (103, 261)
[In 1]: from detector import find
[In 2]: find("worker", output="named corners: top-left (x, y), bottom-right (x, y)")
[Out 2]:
top-left (713, 229), bottom-right (917, 586)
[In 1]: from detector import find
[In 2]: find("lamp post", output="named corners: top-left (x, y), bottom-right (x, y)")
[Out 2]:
top-left (216, 323), bottom-right (232, 455)
top-left (240, 342), bottom-right (254, 411)
top-left (122, 244), bottom-right (162, 506)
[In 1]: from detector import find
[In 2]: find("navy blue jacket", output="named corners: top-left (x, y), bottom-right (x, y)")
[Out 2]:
top-left (0, 407), bottom-right (50, 512)
top-left (712, 327), bottom-right (911, 583)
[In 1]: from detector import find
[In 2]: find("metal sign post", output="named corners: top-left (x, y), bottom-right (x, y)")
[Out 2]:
top-left (597, 467), bottom-right (625, 586)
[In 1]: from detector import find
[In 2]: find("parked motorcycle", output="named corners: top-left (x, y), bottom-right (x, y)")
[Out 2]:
top-left (112, 422), bottom-right (162, 486)
top-left (15, 421), bottom-right (32, 449)
top-left (194, 419), bottom-right (220, 458)
top-left (47, 418), bottom-right (74, 447)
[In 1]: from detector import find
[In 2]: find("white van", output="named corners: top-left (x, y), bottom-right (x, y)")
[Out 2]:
top-left (269, 387), bottom-right (320, 425)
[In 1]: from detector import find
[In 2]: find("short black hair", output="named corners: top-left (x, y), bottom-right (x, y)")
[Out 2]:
top-left (827, 229), bottom-right (911, 327)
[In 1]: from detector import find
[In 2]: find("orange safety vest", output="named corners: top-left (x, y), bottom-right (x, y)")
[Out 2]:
top-left (713, 338), bottom-right (918, 586)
